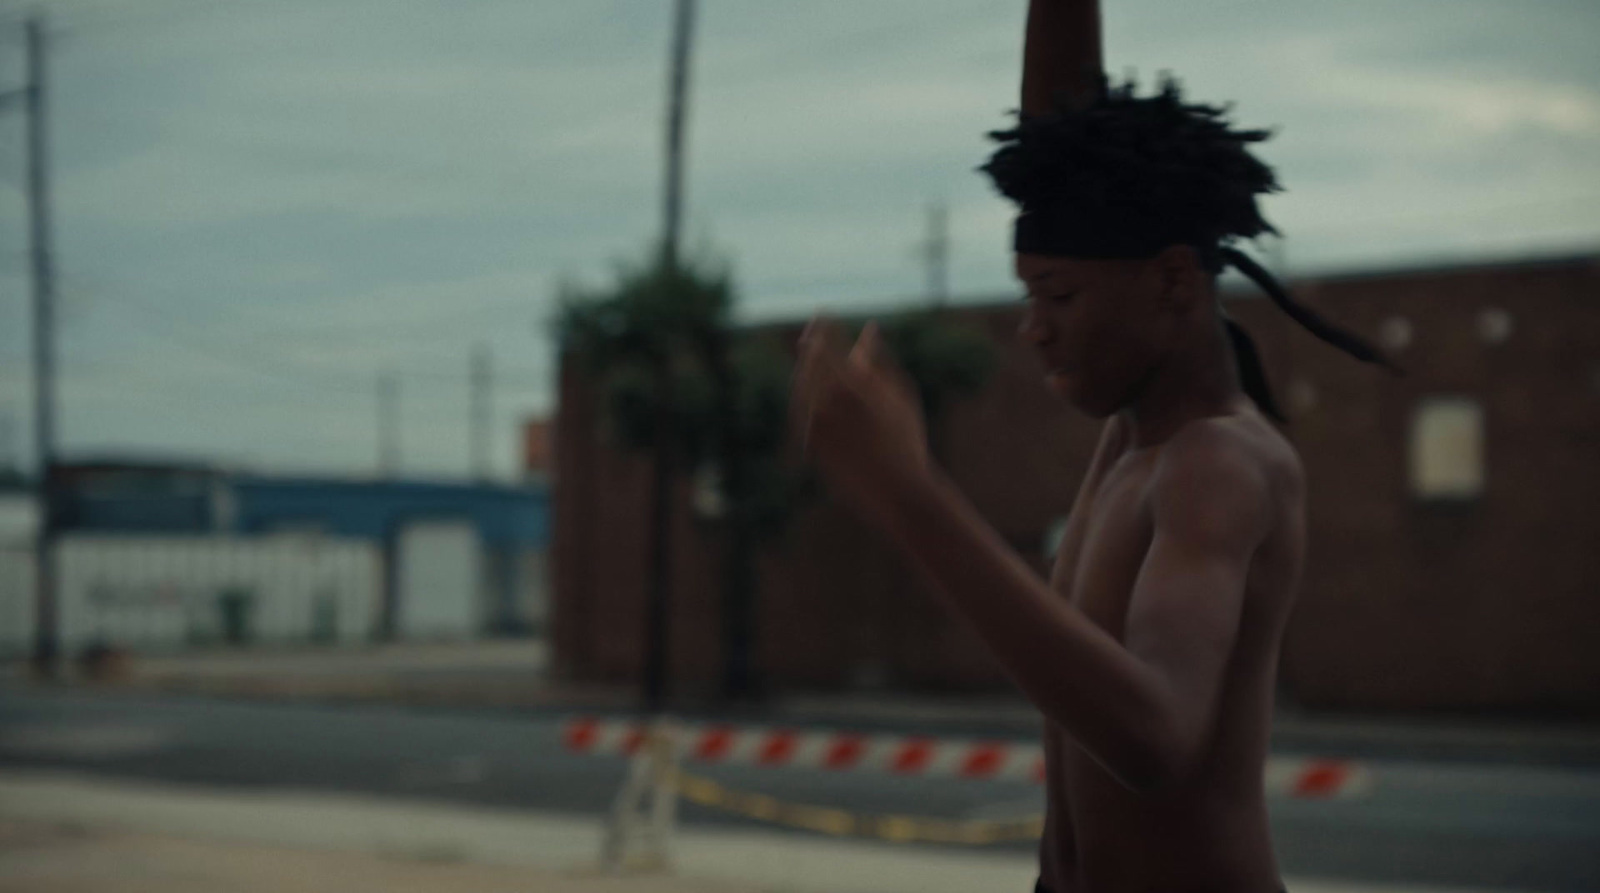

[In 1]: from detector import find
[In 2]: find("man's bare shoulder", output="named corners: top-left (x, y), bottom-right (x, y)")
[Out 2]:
top-left (1146, 409), bottom-right (1300, 547)
top-left (1159, 407), bottom-right (1303, 501)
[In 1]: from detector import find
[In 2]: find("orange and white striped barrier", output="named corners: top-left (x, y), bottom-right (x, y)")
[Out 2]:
top-left (561, 717), bottom-right (1371, 799)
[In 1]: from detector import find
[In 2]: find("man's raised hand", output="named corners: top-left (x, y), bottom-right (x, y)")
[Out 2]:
top-left (792, 318), bottom-right (931, 531)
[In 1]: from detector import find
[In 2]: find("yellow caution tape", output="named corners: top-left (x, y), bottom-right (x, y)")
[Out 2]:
top-left (671, 769), bottom-right (1044, 845)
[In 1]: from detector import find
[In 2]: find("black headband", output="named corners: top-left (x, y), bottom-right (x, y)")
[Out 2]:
top-left (1012, 206), bottom-right (1198, 259)
top-left (1013, 231), bottom-right (1405, 380)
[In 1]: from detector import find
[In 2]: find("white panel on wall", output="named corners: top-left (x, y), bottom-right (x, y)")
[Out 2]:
top-left (0, 548), bottom-right (34, 657)
top-left (39, 536), bottom-right (383, 654)
top-left (396, 521), bottom-right (483, 640)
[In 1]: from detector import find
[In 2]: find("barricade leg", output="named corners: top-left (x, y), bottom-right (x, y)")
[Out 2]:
top-left (599, 717), bottom-right (679, 873)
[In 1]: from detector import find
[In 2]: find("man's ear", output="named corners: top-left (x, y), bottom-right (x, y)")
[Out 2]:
top-left (1152, 244), bottom-right (1206, 314)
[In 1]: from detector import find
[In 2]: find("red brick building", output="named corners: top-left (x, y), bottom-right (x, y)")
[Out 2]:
top-left (547, 252), bottom-right (1600, 713)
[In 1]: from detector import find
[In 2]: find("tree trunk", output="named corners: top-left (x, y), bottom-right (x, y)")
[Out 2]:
top-left (643, 366), bottom-right (675, 713)
top-left (708, 330), bottom-right (759, 702)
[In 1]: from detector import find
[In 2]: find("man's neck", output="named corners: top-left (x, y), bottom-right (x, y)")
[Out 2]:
top-left (1120, 319), bottom-right (1246, 450)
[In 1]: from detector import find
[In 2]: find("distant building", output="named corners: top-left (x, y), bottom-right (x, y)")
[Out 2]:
top-left (547, 251), bottom-right (1600, 714)
top-left (229, 476), bottom-right (551, 637)
top-left (0, 463), bottom-right (551, 658)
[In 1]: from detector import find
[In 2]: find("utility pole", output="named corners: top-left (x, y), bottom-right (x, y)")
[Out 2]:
top-left (377, 373), bottom-right (399, 477)
top-left (920, 201), bottom-right (950, 307)
top-left (642, 0), bottom-right (698, 715)
top-left (469, 343), bottom-right (492, 481)
top-left (660, 0), bottom-right (696, 271)
top-left (600, 3), bottom-right (702, 865)
top-left (1, 16), bottom-right (62, 678)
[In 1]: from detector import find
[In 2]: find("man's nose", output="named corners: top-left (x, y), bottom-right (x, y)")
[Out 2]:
top-left (1018, 305), bottom-right (1050, 344)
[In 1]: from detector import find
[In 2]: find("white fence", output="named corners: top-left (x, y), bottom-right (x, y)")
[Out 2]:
top-left (0, 545), bottom-right (34, 658)
top-left (0, 535), bottom-right (381, 658)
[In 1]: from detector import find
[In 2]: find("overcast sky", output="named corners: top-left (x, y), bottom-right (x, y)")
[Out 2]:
top-left (0, 0), bottom-right (1595, 481)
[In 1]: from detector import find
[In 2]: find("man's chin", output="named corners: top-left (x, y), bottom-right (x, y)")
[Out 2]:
top-left (1049, 375), bottom-right (1117, 418)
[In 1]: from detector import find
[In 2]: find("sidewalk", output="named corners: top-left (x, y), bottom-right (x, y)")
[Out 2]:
top-left (0, 818), bottom-right (751, 893)
top-left (0, 771), bottom-right (1534, 893)
top-left (0, 771), bottom-right (1035, 893)
top-left (9, 640), bottom-right (1600, 766)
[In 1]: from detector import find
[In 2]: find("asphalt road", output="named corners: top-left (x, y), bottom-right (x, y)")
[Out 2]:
top-left (2, 689), bottom-right (1597, 891)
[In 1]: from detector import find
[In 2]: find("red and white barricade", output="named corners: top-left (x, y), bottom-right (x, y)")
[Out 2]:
top-left (562, 717), bottom-right (1370, 799)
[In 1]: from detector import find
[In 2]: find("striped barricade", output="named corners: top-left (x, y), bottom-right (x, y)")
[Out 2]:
top-left (562, 716), bottom-right (1371, 799)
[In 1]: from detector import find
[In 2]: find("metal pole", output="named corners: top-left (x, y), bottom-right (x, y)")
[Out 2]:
top-left (925, 202), bottom-right (949, 307)
top-left (470, 344), bottom-right (492, 480)
top-left (26, 15), bottom-right (59, 678)
top-left (378, 373), bottom-right (399, 477)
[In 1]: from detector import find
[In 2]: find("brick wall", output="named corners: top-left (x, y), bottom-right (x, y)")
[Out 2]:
top-left (1265, 256), bottom-right (1600, 710)
top-left (548, 253), bottom-right (1600, 712)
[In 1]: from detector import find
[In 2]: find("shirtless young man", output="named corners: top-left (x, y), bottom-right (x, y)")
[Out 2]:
top-left (790, 2), bottom-right (1395, 891)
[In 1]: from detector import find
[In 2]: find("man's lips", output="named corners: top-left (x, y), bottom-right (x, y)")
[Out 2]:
top-left (1034, 349), bottom-right (1074, 382)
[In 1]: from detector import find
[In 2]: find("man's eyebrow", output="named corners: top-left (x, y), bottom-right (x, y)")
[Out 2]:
top-left (1023, 273), bottom-right (1078, 291)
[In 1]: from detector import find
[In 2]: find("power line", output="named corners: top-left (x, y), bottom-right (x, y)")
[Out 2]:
top-left (90, 305), bottom-right (378, 395)
top-left (0, 0), bottom-right (242, 44)
top-left (73, 285), bottom-right (554, 394)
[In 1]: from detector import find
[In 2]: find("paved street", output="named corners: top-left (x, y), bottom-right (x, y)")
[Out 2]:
top-left (2, 688), bottom-right (1598, 891)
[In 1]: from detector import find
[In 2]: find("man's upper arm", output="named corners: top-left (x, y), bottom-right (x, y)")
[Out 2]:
top-left (1021, 0), bottom-right (1104, 116)
top-left (1122, 432), bottom-right (1274, 768)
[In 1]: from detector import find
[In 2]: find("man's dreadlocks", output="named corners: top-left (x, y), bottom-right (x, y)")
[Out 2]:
top-left (981, 76), bottom-right (1401, 422)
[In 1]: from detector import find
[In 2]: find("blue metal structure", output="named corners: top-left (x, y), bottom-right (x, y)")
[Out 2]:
top-left (56, 463), bottom-right (549, 549)
top-left (53, 462), bottom-right (552, 637)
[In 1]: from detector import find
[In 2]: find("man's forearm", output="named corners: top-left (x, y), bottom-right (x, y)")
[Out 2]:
top-left (1021, 0), bottom-right (1104, 116)
top-left (879, 467), bottom-right (1183, 790)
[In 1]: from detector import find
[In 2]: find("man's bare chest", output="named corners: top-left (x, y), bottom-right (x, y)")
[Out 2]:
top-left (1056, 463), bottom-right (1156, 639)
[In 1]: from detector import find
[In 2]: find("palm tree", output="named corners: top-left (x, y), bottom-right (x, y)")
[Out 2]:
top-left (557, 251), bottom-right (729, 711)
top-left (558, 255), bottom-right (997, 705)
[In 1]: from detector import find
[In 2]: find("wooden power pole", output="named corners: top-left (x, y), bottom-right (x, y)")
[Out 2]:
top-left (3, 16), bottom-right (62, 677)
top-left (643, 0), bottom-right (698, 714)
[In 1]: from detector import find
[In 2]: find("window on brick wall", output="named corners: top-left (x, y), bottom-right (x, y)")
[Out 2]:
top-left (1408, 397), bottom-right (1485, 500)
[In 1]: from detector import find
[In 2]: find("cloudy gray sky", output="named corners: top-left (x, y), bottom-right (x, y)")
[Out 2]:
top-left (0, 0), bottom-right (1595, 480)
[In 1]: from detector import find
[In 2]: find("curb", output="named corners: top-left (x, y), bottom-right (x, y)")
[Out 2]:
top-left (10, 664), bottom-right (1599, 769)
